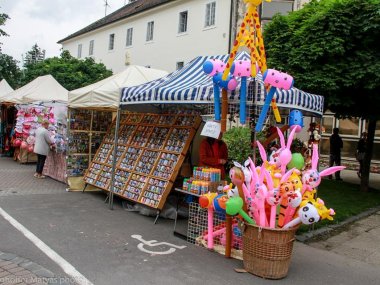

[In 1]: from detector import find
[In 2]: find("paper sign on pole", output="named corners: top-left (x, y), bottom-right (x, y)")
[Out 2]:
top-left (200, 121), bottom-right (221, 139)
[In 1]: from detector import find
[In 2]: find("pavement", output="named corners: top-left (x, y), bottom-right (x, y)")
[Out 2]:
top-left (1, 157), bottom-right (380, 285)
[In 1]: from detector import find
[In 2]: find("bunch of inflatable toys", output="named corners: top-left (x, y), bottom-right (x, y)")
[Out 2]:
top-left (199, 127), bottom-right (345, 251)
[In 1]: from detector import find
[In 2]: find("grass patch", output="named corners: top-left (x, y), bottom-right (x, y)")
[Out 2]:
top-left (298, 179), bottom-right (380, 233)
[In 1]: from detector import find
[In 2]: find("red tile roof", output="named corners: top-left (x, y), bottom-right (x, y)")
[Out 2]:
top-left (57, 0), bottom-right (173, 43)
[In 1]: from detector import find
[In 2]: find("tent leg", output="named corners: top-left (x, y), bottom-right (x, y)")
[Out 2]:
top-left (108, 108), bottom-right (121, 210)
top-left (154, 210), bottom-right (160, 224)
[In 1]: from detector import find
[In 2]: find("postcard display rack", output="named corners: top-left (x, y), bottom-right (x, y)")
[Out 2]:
top-left (84, 112), bottom-right (201, 210)
top-left (67, 109), bottom-right (113, 177)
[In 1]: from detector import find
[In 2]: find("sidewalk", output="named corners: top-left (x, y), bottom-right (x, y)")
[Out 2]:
top-left (337, 168), bottom-right (380, 190)
top-left (0, 251), bottom-right (58, 285)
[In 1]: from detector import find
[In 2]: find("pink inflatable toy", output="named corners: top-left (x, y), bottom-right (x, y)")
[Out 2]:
top-left (21, 141), bottom-right (28, 149)
top-left (13, 139), bottom-right (22, 147)
top-left (203, 59), bottom-right (226, 76)
top-left (302, 144), bottom-right (345, 193)
top-left (263, 69), bottom-right (294, 90)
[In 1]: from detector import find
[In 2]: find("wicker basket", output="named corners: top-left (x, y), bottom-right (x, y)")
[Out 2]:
top-left (242, 224), bottom-right (297, 279)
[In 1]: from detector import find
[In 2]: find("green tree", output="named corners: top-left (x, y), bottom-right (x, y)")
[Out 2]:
top-left (0, 53), bottom-right (22, 88)
top-left (23, 43), bottom-right (46, 66)
top-left (264, 0), bottom-right (380, 192)
top-left (0, 8), bottom-right (10, 52)
top-left (22, 50), bottom-right (113, 90)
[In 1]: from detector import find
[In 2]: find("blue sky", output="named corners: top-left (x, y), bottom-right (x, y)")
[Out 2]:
top-left (1, 0), bottom-right (126, 63)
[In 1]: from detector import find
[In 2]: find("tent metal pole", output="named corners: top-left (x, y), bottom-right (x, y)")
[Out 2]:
top-left (109, 108), bottom-right (121, 210)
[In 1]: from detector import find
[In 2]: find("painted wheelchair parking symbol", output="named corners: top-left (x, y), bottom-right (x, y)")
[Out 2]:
top-left (131, 234), bottom-right (186, 255)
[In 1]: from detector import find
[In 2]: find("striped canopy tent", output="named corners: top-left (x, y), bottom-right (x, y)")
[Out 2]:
top-left (120, 52), bottom-right (324, 116)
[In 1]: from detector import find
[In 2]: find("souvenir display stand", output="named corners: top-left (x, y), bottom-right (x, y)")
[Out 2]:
top-left (67, 108), bottom-right (113, 185)
top-left (84, 111), bottom-right (201, 212)
top-left (10, 103), bottom-right (68, 182)
top-left (0, 79), bottom-right (15, 155)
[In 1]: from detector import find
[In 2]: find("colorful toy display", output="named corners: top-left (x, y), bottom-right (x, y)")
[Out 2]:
top-left (203, 59), bottom-right (237, 124)
top-left (199, 127), bottom-right (341, 234)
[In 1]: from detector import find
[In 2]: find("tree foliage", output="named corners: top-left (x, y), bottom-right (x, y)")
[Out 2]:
top-left (0, 53), bottom-right (22, 88)
top-left (23, 43), bottom-right (46, 67)
top-left (0, 8), bottom-right (10, 52)
top-left (22, 50), bottom-right (113, 90)
top-left (264, 0), bottom-right (380, 120)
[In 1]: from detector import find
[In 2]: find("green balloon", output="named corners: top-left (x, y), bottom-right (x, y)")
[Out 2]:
top-left (226, 197), bottom-right (243, 216)
top-left (287, 153), bottom-right (304, 170)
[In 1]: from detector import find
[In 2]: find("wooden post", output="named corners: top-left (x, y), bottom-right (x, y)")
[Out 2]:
top-left (221, 89), bottom-right (228, 133)
top-left (225, 214), bottom-right (232, 258)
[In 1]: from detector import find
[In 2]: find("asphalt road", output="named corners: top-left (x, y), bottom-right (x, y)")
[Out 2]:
top-left (1, 157), bottom-right (380, 285)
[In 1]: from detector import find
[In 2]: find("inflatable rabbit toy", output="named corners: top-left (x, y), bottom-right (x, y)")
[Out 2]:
top-left (283, 197), bottom-right (335, 229)
top-left (256, 141), bottom-right (282, 187)
top-left (248, 157), bottom-right (268, 227)
top-left (302, 144), bottom-right (345, 193)
top-left (275, 127), bottom-right (297, 175)
top-left (232, 160), bottom-right (252, 193)
top-left (263, 169), bottom-right (282, 228)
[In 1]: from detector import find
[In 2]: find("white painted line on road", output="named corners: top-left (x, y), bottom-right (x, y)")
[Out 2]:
top-left (0, 207), bottom-right (93, 285)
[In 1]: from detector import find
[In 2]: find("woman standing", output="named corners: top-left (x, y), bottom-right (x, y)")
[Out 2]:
top-left (33, 120), bottom-right (54, 178)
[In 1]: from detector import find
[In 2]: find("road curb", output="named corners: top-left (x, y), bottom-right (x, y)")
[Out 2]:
top-left (296, 205), bottom-right (380, 243)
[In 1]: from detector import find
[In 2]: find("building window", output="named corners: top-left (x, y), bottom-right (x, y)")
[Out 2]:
top-left (176, 61), bottom-right (184, 70)
top-left (77, 44), bottom-right (82, 58)
top-left (205, 2), bottom-right (216, 27)
top-left (89, 40), bottom-right (94, 56)
top-left (338, 118), bottom-right (360, 136)
top-left (146, 21), bottom-right (154, 42)
top-left (126, 28), bottom-right (133, 47)
top-left (109, 33), bottom-right (115, 50)
top-left (178, 11), bottom-right (188, 33)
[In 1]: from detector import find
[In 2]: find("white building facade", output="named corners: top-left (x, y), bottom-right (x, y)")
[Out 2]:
top-left (59, 0), bottom-right (232, 73)
top-left (58, 0), bottom-right (301, 73)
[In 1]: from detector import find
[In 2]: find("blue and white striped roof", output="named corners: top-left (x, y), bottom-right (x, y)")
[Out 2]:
top-left (120, 52), bottom-right (324, 116)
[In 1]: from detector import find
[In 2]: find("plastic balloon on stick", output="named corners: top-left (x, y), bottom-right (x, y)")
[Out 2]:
top-left (255, 69), bottom-right (294, 132)
top-left (226, 196), bottom-right (255, 225)
top-left (203, 59), bottom-right (225, 121)
top-left (231, 60), bottom-right (251, 124)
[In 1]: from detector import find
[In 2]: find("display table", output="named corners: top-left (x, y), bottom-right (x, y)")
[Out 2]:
top-left (43, 151), bottom-right (67, 183)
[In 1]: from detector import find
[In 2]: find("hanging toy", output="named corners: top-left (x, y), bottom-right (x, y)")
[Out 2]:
top-left (289, 109), bottom-right (304, 133)
top-left (231, 60), bottom-right (251, 124)
top-left (255, 69), bottom-right (294, 132)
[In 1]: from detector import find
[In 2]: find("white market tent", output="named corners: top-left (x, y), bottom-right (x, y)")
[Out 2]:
top-left (69, 65), bottom-right (168, 109)
top-left (0, 79), bottom-right (14, 101)
top-left (2, 75), bottom-right (68, 104)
